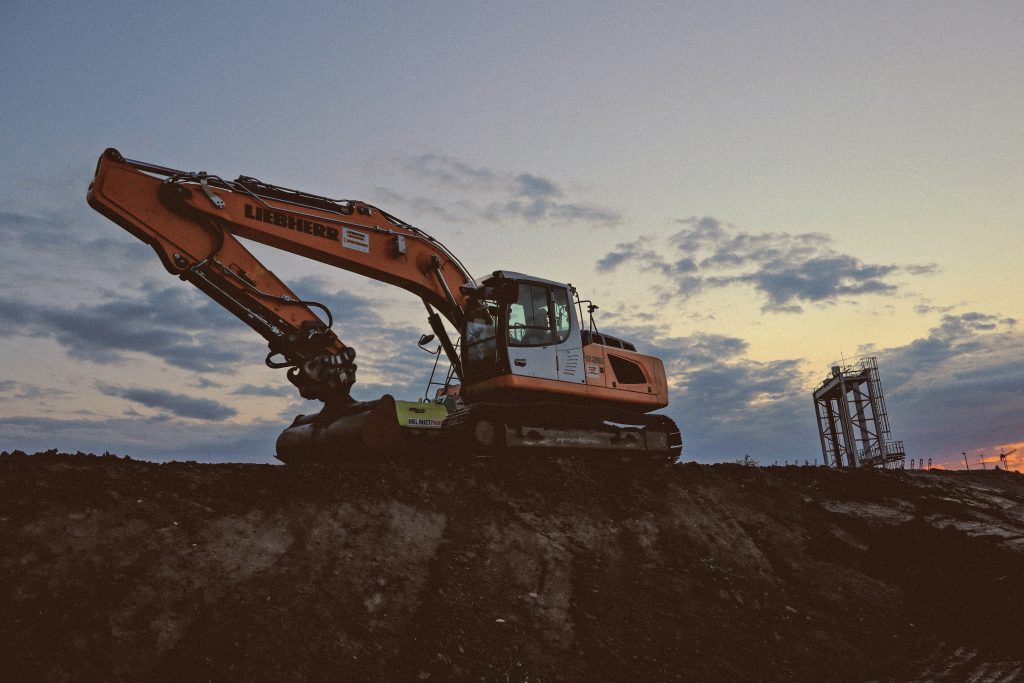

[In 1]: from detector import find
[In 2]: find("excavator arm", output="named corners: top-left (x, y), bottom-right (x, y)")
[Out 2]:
top-left (87, 148), bottom-right (474, 408)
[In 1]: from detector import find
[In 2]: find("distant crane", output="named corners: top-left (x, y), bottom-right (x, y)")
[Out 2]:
top-left (998, 448), bottom-right (1017, 471)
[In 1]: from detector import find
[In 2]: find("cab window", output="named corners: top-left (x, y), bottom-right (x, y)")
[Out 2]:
top-left (464, 299), bottom-right (499, 372)
top-left (507, 283), bottom-right (571, 347)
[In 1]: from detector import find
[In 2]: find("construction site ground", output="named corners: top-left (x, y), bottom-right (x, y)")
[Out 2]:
top-left (2, 450), bottom-right (1023, 681)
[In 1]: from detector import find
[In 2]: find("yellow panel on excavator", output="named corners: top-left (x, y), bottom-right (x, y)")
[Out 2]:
top-left (394, 400), bottom-right (448, 430)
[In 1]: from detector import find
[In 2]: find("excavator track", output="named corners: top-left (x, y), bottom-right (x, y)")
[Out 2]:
top-left (443, 402), bottom-right (682, 464)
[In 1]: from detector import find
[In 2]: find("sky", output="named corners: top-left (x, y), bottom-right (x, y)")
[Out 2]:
top-left (1, 1), bottom-right (1021, 468)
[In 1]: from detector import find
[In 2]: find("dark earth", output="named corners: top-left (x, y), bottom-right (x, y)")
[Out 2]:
top-left (2, 450), bottom-right (1023, 681)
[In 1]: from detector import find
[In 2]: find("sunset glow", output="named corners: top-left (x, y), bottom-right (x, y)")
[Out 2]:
top-left (928, 442), bottom-right (1024, 473)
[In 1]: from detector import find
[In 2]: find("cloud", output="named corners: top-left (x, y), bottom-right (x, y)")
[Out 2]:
top-left (0, 284), bottom-right (259, 372)
top-left (232, 383), bottom-right (295, 397)
top-left (98, 384), bottom-right (237, 420)
top-left (0, 209), bottom-right (47, 238)
top-left (598, 216), bottom-right (936, 312)
top-left (0, 381), bottom-right (71, 401)
top-left (404, 154), bottom-right (499, 189)
top-left (515, 173), bottom-right (559, 198)
top-left (0, 207), bottom-right (150, 263)
top-left (0, 209), bottom-right (70, 250)
top-left (864, 312), bottom-right (1018, 388)
top-left (372, 155), bottom-right (620, 228)
top-left (914, 302), bottom-right (956, 316)
top-left (0, 273), bottom-right (392, 378)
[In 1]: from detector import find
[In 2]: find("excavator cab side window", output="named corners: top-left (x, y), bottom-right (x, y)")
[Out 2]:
top-left (464, 299), bottom-right (499, 373)
top-left (507, 282), bottom-right (571, 347)
top-left (553, 287), bottom-right (571, 338)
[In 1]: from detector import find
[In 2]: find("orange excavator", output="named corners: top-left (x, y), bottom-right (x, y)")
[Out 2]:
top-left (87, 148), bottom-right (681, 463)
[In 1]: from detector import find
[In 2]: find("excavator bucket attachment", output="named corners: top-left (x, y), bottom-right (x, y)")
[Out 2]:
top-left (275, 395), bottom-right (410, 464)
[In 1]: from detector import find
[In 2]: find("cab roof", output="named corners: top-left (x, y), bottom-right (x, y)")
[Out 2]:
top-left (486, 270), bottom-right (571, 290)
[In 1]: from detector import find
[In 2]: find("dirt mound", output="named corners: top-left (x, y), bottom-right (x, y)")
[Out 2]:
top-left (2, 451), bottom-right (1023, 681)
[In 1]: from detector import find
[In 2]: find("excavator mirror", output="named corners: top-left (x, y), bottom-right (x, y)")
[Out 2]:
top-left (418, 333), bottom-right (436, 347)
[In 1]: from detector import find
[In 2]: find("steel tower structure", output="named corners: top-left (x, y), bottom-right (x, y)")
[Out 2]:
top-left (812, 357), bottom-right (905, 469)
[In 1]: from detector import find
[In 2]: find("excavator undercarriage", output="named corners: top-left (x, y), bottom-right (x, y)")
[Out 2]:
top-left (275, 399), bottom-right (681, 464)
top-left (87, 148), bottom-right (682, 465)
top-left (443, 403), bottom-right (682, 464)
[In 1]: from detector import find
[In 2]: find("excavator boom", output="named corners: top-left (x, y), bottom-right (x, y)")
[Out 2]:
top-left (89, 149), bottom-right (473, 319)
top-left (88, 148), bottom-right (471, 405)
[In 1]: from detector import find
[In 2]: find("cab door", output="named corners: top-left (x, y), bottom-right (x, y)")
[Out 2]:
top-left (505, 281), bottom-right (578, 382)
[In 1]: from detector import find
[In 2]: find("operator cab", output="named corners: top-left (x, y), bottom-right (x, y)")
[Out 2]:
top-left (450, 271), bottom-right (668, 411)
top-left (461, 271), bottom-right (583, 385)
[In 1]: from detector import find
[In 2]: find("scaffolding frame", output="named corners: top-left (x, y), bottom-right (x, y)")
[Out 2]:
top-left (812, 357), bottom-right (905, 469)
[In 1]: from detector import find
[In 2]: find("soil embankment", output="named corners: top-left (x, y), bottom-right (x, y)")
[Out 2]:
top-left (1, 451), bottom-right (1023, 680)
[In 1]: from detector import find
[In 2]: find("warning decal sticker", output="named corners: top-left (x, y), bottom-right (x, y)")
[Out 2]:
top-left (342, 227), bottom-right (370, 253)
